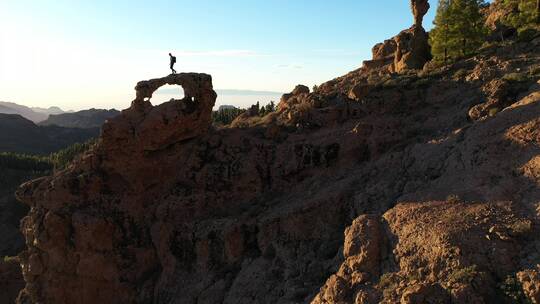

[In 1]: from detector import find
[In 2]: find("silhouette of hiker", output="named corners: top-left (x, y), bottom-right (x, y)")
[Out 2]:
top-left (169, 53), bottom-right (177, 74)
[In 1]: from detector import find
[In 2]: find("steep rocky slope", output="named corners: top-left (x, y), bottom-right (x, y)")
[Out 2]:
top-left (13, 4), bottom-right (540, 304)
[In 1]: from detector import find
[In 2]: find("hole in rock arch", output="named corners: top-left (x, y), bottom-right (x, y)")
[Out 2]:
top-left (151, 84), bottom-right (185, 105)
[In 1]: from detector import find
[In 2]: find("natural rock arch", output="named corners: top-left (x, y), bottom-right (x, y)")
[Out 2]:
top-left (101, 73), bottom-right (217, 151)
top-left (133, 73), bottom-right (214, 107)
top-left (144, 84), bottom-right (186, 105)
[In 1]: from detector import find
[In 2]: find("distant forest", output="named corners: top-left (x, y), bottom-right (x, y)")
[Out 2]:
top-left (212, 101), bottom-right (276, 125)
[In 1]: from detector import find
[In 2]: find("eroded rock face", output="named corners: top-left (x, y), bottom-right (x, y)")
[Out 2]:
top-left (16, 73), bottom-right (217, 304)
top-left (313, 201), bottom-right (537, 303)
top-left (470, 79), bottom-right (540, 121)
top-left (362, 1), bottom-right (431, 73)
top-left (394, 26), bottom-right (431, 73)
top-left (14, 26), bottom-right (540, 304)
top-left (102, 73), bottom-right (217, 152)
top-left (518, 269), bottom-right (540, 304)
top-left (311, 215), bottom-right (383, 304)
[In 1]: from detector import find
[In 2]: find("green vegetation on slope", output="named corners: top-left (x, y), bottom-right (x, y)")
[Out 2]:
top-left (0, 139), bottom-right (96, 256)
top-left (430, 0), bottom-right (488, 62)
top-left (212, 101), bottom-right (276, 126)
top-left (501, 0), bottom-right (540, 40)
top-left (501, 0), bottom-right (539, 29)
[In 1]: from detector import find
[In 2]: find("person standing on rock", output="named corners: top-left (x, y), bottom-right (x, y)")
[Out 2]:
top-left (169, 53), bottom-right (177, 74)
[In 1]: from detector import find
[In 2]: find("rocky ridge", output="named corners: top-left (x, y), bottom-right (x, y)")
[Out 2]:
top-left (38, 109), bottom-right (120, 129)
top-left (12, 2), bottom-right (540, 304)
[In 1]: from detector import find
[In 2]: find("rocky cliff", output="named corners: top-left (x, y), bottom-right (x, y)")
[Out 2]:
top-left (13, 5), bottom-right (540, 304)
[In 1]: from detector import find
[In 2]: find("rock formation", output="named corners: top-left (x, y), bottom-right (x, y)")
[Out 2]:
top-left (103, 73), bottom-right (217, 152)
top-left (10, 2), bottom-right (540, 303)
top-left (362, 0), bottom-right (431, 73)
top-left (411, 0), bottom-right (430, 27)
top-left (14, 32), bottom-right (540, 303)
top-left (313, 201), bottom-right (536, 303)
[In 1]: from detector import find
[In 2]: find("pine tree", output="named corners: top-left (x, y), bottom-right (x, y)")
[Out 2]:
top-left (430, 0), bottom-right (487, 62)
top-left (537, 0), bottom-right (540, 24)
top-left (430, 0), bottom-right (452, 63)
top-left (501, 0), bottom-right (539, 28)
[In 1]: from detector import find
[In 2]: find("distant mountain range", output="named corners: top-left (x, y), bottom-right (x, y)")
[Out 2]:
top-left (0, 101), bottom-right (73, 123)
top-left (39, 108), bottom-right (120, 129)
top-left (0, 101), bottom-right (119, 128)
top-left (31, 106), bottom-right (65, 116)
top-left (0, 114), bottom-right (99, 155)
top-left (0, 102), bottom-right (53, 123)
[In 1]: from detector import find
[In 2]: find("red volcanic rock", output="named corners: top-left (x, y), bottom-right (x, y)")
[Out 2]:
top-left (393, 26), bottom-right (431, 73)
top-left (278, 84), bottom-right (310, 110)
top-left (314, 201), bottom-right (537, 303)
top-left (102, 73), bottom-right (217, 152)
top-left (362, 1), bottom-right (431, 73)
top-left (372, 40), bottom-right (397, 60)
top-left (311, 215), bottom-right (383, 304)
top-left (13, 25), bottom-right (540, 304)
top-left (518, 269), bottom-right (540, 304)
top-left (348, 83), bottom-right (373, 101)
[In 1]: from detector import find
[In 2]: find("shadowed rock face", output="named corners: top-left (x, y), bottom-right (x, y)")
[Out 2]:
top-left (102, 73), bottom-right (217, 152)
top-left (313, 201), bottom-right (536, 303)
top-left (12, 4), bottom-right (540, 303)
top-left (14, 33), bottom-right (540, 303)
top-left (0, 258), bottom-right (24, 304)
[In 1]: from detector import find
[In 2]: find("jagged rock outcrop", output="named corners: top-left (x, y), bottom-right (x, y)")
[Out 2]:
top-left (393, 26), bottom-right (431, 73)
top-left (361, 0), bottom-right (431, 73)
top-left (12, 7), bottom-right (540, 304)
top-left (411, 0), bottom-right (430, 27)
top-left (483, 0), bottom-right (518, 41)
top-left (15, 35), bottom-right (540, 303)
top-left (103, 73), bottom-right (217, 152)
top-left (16, 73), bottom-right (217, 304)
top-left (518, 268), bottom-right (540, 303)
top-left (313, 200), bottom-right (537, 303)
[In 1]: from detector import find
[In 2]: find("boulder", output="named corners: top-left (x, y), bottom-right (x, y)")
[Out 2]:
top-left (278, 84), bottom-right (310, 111)
top-left (363, 0), bottom-right (431, 73)
top-left (518, 269), bottom-right (540, 304)
top-left (372, 40), bottom-right (397, 60)
top-left (394, 26), bottom-right (431, 73)
top-left (468, 78), bottom-right (511, 121)
top-left (312, 215), bottom-right (383, 304)
top-left (400, 283), bottom-right (450, 304)
top-left (348, 83), bottom-right (373, 101)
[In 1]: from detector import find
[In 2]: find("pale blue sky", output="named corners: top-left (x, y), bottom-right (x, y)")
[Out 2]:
top-left (0, 0), bottom-right (439, 110)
